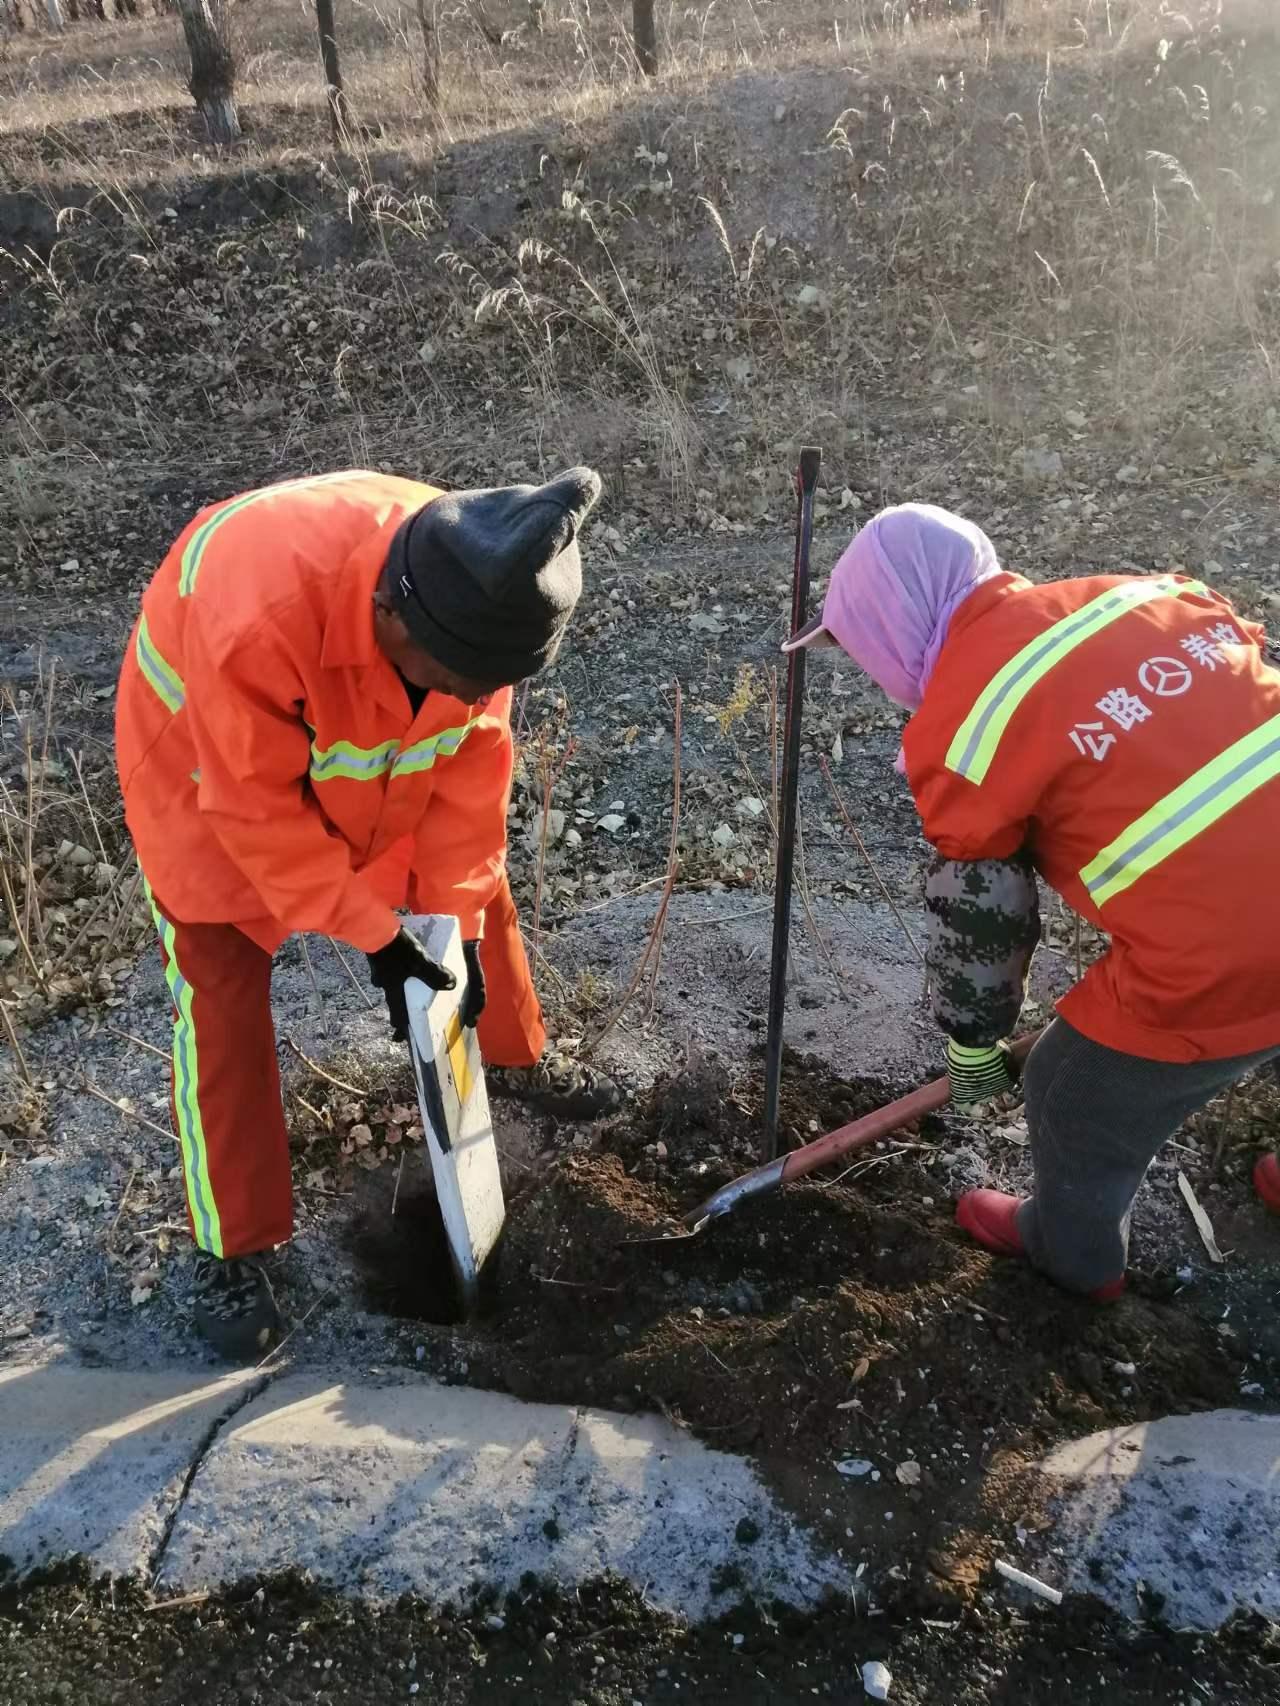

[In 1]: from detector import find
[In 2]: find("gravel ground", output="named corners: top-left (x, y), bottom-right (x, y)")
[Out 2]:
top-left (2, 1567), bottom-right (1278, 1706)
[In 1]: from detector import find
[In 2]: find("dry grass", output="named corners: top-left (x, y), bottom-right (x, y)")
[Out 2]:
top-left (0, 660), bottom-right (148, 1024)
top-left (3, 0), bottom-right (1277, 509)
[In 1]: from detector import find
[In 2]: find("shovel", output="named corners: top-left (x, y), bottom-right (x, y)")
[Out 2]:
top-left (402, 914), bottom-right (505, 1315)
top-left (629, 1031), bottom-right (1042, 1243)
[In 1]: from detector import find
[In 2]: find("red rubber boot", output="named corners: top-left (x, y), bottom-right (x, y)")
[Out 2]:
top-left (1255, 1153), bottom-right (1280, 1214)
top-left (955, 1189), bottom-right (1126, 1303)
top-left (955, 1189), bottom-right (1025, 1256)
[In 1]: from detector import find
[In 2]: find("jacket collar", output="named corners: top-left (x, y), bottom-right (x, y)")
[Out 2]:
top-left (322, 519), bottom-right (400, 671)
top-left (943, 570), bottom-right (1032, 646)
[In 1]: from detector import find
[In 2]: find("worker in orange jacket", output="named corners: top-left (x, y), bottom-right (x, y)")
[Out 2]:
top-left (786, 503), bottom-right (1280, 1301)
top-left (117, 467), bottom-right (618, 1357)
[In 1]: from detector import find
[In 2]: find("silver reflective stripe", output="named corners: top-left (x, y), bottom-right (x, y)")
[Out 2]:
top-left (1081, 713), bottom-right (1280, 906)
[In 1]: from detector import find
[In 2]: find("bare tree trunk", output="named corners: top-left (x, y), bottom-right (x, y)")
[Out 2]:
top-left (315, 0), bottom-right (354, 144)
top-left (632, 0), bottom-right (656, 77)
top-left (416, 0), bottom-right (441, 113)
top-left (176, 0), bottom-right (240, 144)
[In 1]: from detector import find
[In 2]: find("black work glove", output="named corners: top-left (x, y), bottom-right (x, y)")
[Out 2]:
top-left (945, 1038), bottom-right (1020, 1110)
top-left (367, 927), bottom-right (456, 1042)
top-left (460, 939), bottom-right (486, 1029)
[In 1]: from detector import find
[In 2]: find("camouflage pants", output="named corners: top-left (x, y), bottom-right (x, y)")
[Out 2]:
top-left (1014, 1019), bottom-right (1280, 1293)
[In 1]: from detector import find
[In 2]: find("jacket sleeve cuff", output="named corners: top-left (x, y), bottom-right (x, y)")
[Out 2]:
top-left (945, 1040), bottom-right (1006, 1067)
top-left (337, 903), bottom-right (400, 955)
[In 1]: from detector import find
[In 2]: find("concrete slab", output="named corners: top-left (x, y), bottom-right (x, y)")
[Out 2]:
top-left (161, 1371), bottom-right (850, 1616)
top-left (1038, 1409), bottom-right (1280, 1629)
top-left (0, 1362), bottom-right (260, 1578)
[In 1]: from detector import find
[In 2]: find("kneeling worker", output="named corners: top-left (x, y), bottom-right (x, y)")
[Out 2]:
top-left (117, 467), bottom-right (618, 1357)
top-left (786, 503), bottom-right (1280, 1302)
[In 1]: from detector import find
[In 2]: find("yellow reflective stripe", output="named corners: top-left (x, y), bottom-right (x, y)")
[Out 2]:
top-left (309, 720), bottom-right (480, 784)
top-left (444, 1010), bottom-right (474, 1107)
top-left (946, 577), bottom-right (1208, 785)
top-left (178, 471), bottom-right (356, 596)
top-left (1081, 713), bottom-right (1280, 908)
top-left (144, 880), bottom-right (223, 1257)
top-left (309, 738), bottom-right (398, 783)
top-left (135, 613), bottom-right (185, 714)
top-left (392, 720), bottom-right (479, 778)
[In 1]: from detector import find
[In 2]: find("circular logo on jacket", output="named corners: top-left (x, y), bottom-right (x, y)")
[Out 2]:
top-left (1138, 656), bottom-right (1193, 697)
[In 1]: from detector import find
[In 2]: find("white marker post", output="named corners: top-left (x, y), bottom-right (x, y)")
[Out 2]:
top-left (402, 915), bottom-right (505, 1317)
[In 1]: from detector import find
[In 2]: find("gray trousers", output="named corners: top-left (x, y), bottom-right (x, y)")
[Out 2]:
top-left (1013, 1018), bottom-right (1280, 1294)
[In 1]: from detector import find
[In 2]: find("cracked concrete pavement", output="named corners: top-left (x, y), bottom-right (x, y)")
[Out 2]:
top-left (0, 1363), bottom-right (262, 1580)
top-left (0, 1361), bottom-right (851, 1617)
top-left (1036, 1409), bottom-right (1280, 1630)
top-left (4, 1361), bottom-right (1277, 1632)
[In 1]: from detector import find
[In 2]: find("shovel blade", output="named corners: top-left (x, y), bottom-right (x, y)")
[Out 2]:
top-left (404, 915), bottom-right (505, 1317)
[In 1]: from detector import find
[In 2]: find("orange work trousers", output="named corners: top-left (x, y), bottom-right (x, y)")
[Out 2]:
top-left (147, 876), bottom-right (545, 1259)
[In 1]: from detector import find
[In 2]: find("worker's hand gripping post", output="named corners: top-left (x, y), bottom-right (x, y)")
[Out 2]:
top-left (763, 446), bottom-right (822, 1161)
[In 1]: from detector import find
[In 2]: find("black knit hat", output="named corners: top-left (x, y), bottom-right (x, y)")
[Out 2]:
top-left (387, 466), bottom-right (602, 685)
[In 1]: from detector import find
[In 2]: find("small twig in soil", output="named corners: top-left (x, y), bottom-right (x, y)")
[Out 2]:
top-left (255, 1289), bottom-right (334, 1372)
top-left (531, 1270), bottom-right (623, 1293)
top-left (298, 934), bottom-right (327, 1020)
top-left (820, 1149), bottom-right (906, 1189)
top-left (531, 734), bottom-right (576, 975)
top-left (819, 757), bottom-right (925, 966)
top-left (958, 1297), bottom-right (1009, 1326)
top-left (549, 875), bottom-right (666, 929)
top-left (145, 1592), bottom-right (212, 1614)
top-left (87, 863), bottom-right (145, 970)
top-left (326, 936), bottom-right (378, 1010)
top-left (82, 1079), bottom-right (176, 1144)
top-left (701, 1340), bottom-right (734, 1376)
top-left (793, 803), bottom-right (848, 993)
top-left (0, 999), bottom-right (34, 1088)
top-left (101, 1023), bottom-right (170, 1064)
top-left (682, 906), bottom-right (773, 927)
top-left (283, 1035), bottom-right (369, 1098)
top-left (106, 1163), bottom-right (140, 1249)
top-left (589, 681), bottom-right (682, 1049)
top-left (391, 1150), bottom-right (405, 1216)
top-left (1210, 1082), bottom-right (1238, 1175)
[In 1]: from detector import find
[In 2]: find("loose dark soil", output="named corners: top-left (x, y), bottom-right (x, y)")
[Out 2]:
top-left (3, 1565), bottom-right (1277, 1706)
top-left (348, 1054), bottom-right (1276, 1612)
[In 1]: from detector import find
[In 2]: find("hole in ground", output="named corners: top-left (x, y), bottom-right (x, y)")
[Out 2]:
top-left (344, 1180), bottom-right (506, 1327)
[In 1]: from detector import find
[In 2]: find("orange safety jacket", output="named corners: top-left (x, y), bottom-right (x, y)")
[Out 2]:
top-left (904, 570), bottom-right (1280, 1062)
top-left (116, 471), bottom-right (516, 956)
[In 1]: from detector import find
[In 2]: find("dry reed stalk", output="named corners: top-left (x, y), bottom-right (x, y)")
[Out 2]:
top-left (589, 680), bottom-right (682, 1049)
top-left (791, 805), bottom-right (847, 993)
top-left (818, 757), bottom-right (925, 966)
top-left (283, 1035), bottom-right (370, 1097)
top-left (530, 734), bottom-right (576, 975)
top-left (0, 999), bottom-right (33, 1088)
top-left (82, 1079), bottom-right (175, 1144)
top-left (326, 935), bottom-right (378, 1009)
top-left (1210, 1082), bottom-right (1238, 1176)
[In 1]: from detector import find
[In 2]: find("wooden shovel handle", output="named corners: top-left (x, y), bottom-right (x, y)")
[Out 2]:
top-left (777, 1030), bottom-right (1042, 1187)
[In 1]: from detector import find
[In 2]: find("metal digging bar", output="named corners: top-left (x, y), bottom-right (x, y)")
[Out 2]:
top-left (763, 445), bottom-right (822, 1161)
top-left (628, 1032), bottom-right (1042, 1243)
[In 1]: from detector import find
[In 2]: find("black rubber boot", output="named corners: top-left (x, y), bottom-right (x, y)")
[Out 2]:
top-left (487, 1047), bottom-right (621, 1119)
top-left (192, 1250), bottom-right (280, 1361)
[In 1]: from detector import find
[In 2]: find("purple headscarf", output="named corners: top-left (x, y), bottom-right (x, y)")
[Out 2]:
top-left (797, 503), bottom-right (1003, 708)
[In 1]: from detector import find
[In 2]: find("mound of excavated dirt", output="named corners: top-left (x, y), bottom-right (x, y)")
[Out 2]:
top-left (350, 1055), bottom-right (1263, 1607)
